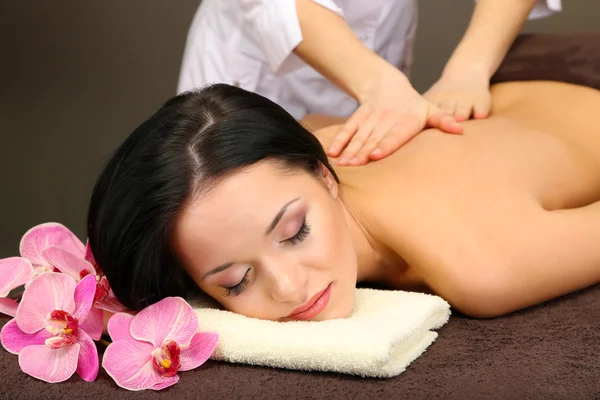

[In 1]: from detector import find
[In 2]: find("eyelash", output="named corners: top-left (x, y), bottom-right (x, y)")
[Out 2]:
top-left (224, 270), bottom-right (250, 297)
top-left (223, 219), bottom-right (311, 297)
top-left (286, 219), bottom-right (311, 246)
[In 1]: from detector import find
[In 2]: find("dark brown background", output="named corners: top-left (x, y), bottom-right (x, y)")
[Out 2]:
top-left (0, 1), bottom-right (599, 256)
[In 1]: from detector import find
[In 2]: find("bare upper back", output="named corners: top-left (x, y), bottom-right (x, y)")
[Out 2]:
top-left (311, 81), bottom-right (600, 287)
top-left (314, 81), bottom-right (600, 212)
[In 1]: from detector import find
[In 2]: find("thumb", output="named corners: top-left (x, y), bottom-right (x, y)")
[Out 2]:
top-left (426, 105), bottom-right (463, 134)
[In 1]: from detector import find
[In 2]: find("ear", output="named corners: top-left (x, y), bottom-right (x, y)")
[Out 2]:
top-left (318, 162), bottom-right (339, 199)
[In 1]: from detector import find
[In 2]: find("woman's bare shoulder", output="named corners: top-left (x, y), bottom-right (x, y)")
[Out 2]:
top-left (300, 114), bottom-right (347, 151)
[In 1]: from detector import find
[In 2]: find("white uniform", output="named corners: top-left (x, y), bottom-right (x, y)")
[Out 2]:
top-left (178, 0), bottom-right (562, 120)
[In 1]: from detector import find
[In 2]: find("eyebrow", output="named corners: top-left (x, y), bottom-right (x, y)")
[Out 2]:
top-left (265, 197), bottom-right (300, 236)
top-left (201, 262), bottom-right (234, 280)
top-left (201, 197), bottom-right (301, 280)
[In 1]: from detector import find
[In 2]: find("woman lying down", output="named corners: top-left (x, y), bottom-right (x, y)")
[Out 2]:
top-left (88, 80), bottom-right (600, 321)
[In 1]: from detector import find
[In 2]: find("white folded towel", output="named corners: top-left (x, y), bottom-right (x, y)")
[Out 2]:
top-left (190, 288), bottom-right (451, 378)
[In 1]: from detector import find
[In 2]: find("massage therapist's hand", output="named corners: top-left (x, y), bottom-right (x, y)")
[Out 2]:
top-left (327, 66), bottom-right (463, 166)
top-left (424, 68), bottom-right (492, 122)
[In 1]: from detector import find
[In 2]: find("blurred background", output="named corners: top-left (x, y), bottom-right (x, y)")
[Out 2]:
top-left (0, 1), bottom-right (598, 257)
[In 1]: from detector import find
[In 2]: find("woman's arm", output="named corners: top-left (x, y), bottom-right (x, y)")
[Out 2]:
top-left (425, 0), bottom-right (539, 121)
top-left (392, 198), bottom-right (600, 319)
top-left (463, 202), bottom-right (600, 318)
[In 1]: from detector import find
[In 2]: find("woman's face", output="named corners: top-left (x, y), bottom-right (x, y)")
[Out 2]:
top-left (172, 160), bottom-right (357, 321)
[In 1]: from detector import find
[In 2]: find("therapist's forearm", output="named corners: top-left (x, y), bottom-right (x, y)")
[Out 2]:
top-left (293, 0), bottom-right (405, 102)
top-left (442, 0), bottom-right (537, 80)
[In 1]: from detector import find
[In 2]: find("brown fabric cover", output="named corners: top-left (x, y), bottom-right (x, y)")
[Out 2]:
top-left (2, 33), bottom-right (599, 399)
top-left (491, 33), bottom-right (600, 90)
top-left (1, 285), bottom-right (598, 399)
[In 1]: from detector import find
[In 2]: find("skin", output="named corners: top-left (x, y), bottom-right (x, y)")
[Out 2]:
top-left (171, 163), bottom-right (360, 322)
top-left (172, 81), bottom-right (600, 321)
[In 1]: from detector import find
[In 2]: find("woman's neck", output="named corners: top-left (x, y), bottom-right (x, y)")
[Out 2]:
top-left (337, 186), bottom-right (405, 284)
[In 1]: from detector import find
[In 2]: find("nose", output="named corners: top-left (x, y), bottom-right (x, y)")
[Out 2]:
top-left (263, 255), bottom-right (308, 304)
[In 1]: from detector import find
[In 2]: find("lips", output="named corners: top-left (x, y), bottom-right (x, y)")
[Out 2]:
top-left (286, 283), bottom-right (332, 321)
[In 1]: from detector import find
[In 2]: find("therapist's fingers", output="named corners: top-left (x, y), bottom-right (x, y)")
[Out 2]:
top-left (454, 102), bottom-right (473, 122)
top-left (426, 107), bottom-right (463, 134)
top-left (438, 100), bottom-right (456, 118)
top-left (351, 113), bottom-right (398, 164)
top-left (337, 111), bottom-right (381, 165)
top-left (368, 125), bottom-right (415, 161)
top-left (473, 96), bottom-right (492, 119)
top-left (369, 117), bottom-right (421, 160)
top-left (327, 107), bottom-right (367, 157)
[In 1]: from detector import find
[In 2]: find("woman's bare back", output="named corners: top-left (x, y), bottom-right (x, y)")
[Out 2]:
top-left (313, 81), bottom-right (600, 208)
top-left (309, 81), bottom-right (600, 317)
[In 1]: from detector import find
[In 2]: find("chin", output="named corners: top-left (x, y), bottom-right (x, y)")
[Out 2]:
top-left (317, 284), bottom-right (355, 321)
top-left (323, 302), bottom-right (354, 320)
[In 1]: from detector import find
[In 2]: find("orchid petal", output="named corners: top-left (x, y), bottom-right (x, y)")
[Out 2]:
top-left (16, 273), bottom-right (76, 333)
top-left (130, 297), bottom-right (198, 347)
top-left (75, 331), bottom-right (99, 382)
top-left (0, 298), bottom-right (19, 317)
top-left (30, 266), bottom-right (54, 279)
top-left (72, 274), bottom-right (96, 323)
top-left (149, 376), bottom-right (180, 391)
top-left (84, 240), bottom-right (96, 266)
top-left (80, 306), bottom-right (104, 341)
top-left (179, 331), bottom-right (219, 371)
top-left (19, 343), bottom-right (80, 383)
top-left (95, 296), bottom-right (128, 314)
top-left (107, 313), bottom-right (136, 344)
top-left (94, 291), bottom-right (129, 314)
top-left (102, 340), bottom-right (159, 391)
top-left (19, 223), bottom-right (85, 266)
top-left (0, 257), bottom-right (34, 297)
top-left (0, 318), bottom-right (53, 354)
top-left (94, 277), bottom-right (127, 314)
top-left (42, 246), bottom-right (96, 281)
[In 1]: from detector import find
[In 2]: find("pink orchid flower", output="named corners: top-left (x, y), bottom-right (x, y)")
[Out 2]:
top-left (42, 245), bottom-right (127, 340)
top-left (42, 243), bottom-right (125, 313)
top-left (0, 273), bottom-right (99, 383)
top-left (19, 222), bottom-right (127, 339)
top-left (0, 257), bottom-right (33, 317)
top-left (19, 222), bottom-right (87, 276)
top-left (102, 297), bottom-right (218, 391)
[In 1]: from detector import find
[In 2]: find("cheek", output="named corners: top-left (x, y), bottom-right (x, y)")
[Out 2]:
top-left (308, 204), bottom-right (357, 320)
top-left (308, 203), bottom-right (356, 272)
top-left (196, 282), bottom-right (270, 318)
top-left (222, 290), bottom-right (281, 320)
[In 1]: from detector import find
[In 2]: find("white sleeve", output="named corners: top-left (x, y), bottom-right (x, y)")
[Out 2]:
top-left (528, 0), bottom-right (562, 19)
top-left (241, 0), bottom-right (344, 75)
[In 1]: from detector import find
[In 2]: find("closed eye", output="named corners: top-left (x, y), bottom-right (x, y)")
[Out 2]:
top-left (223, 268), bottom-right (251, 297)
top-left (284, 218), bottom-right (311, 246)
top-left (223, 219), bottom-right (310, 297)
